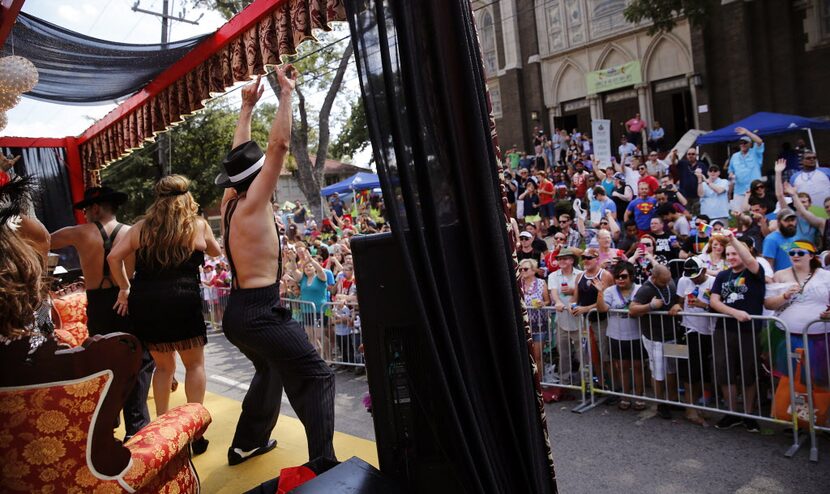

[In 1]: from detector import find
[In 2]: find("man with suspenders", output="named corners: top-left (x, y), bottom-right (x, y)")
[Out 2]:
top-left (217, 68), bottom-right (335, 466)
top-left (50, 186), bottom-right (155, 439)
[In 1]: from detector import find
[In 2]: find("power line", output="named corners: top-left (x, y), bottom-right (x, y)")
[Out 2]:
top-left (87, 0), bottom-right (117, 33)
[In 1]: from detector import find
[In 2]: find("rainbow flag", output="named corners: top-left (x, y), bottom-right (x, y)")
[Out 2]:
top-left (697, 222), bottom-right (713, 235)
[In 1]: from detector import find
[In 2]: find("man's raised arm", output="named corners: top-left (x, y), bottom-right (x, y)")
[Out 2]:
top-left (233, 75), bottom-right (263, 149)
top-left (223, 75), bottom-right (266, 209)
top-left (246, 65), bottom-right (297, 207)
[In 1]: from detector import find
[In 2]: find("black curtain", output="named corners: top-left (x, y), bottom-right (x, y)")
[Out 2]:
top-left (345, 1), bottom-right (556, 492)
top-left (5, 146), bottom-right (79, 269)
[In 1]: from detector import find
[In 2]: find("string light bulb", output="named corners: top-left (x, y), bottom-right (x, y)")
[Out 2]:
top-left (0, 91), bottom-right (19, 112)
top-left (0, 56), bottom-right (38, 94)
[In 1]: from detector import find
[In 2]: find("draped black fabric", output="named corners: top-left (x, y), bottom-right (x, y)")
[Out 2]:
top-left (346, 1), bottom-right (557, 492)
top-left (3, 12), bottom-right (208, 103)
top-left (4, 146), bottom-right (79, 269)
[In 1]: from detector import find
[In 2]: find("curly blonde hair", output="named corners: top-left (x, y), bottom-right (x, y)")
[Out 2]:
top-left (139, 174), bottom-right (201, 269)
top-left (0, 229), bottom-right (45, 338)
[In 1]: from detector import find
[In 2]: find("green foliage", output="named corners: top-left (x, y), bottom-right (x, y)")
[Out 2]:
top-left (187, 0), bottom-right (250, 20)
top-left (101, 100), bottom-right (272, 222)
top-left (330, 98), bottom-right (369, 161)
top-left (623, 0), bottom-right (714, 35)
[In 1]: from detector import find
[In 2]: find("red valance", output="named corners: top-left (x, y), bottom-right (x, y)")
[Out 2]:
top-left (79, 0), bottom-right (346, 186)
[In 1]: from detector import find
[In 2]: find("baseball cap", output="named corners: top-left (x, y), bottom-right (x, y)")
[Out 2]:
top-left (776, 208), bottom-right (796, 221)
top-left (683, 257), bottom-right (706, 278)
top-left (519, 231), bottom-right (533, 239)
top-left (739, 136), bottom-right (752, 143)
top-left (613, 172), bottom-right (626, 181)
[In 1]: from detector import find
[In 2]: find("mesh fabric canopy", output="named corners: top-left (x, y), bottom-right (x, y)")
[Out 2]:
top-left (3, 12), bottom-right (209, 104)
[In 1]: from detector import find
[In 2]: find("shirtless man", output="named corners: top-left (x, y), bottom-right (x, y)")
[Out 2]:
top-left (218, 67), bottom-right (335, 466)
top-left (50, 186), bottom-right (154, 439)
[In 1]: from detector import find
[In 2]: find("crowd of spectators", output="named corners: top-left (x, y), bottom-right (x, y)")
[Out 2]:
top-left (200, 124), bottom-right (830, 429)
top-left (504, 124), bottom-right (830, 429)
top-left (200, 196), bottom-right (385, 369)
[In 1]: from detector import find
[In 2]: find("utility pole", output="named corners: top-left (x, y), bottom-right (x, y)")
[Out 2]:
top-left (131, 0), bottom-right (203, 176)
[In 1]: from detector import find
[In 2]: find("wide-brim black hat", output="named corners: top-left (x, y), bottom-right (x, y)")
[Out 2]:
top-left (73, 186), bottom-right (128, 210)
top-left (216, 140), bottom-right (265, 189)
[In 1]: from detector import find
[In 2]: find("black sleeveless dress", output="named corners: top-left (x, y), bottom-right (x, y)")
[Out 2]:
top-left (129, 250), bottom-right (207, 352)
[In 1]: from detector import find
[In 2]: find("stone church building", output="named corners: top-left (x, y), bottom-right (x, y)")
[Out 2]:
top-left (476, 0), bottom-right (830, 158)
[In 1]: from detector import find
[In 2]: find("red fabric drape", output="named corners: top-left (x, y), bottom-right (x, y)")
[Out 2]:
top-left (79, 0), bottom-right (346, 186)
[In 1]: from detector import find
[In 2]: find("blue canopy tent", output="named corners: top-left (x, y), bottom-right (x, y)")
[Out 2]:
top-left (696, 112), bottom-right (830, 149)
top-left (320, 172), bottom-right (381, 196)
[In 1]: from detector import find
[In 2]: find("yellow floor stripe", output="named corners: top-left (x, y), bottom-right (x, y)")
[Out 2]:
top-left (116, 389), bottom-right (378, 493)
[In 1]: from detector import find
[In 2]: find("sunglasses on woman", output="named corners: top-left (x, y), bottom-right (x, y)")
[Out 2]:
top-left (615, 274), bottom-right (629, 280)
top-left (519, 267), bottom-right (533, 272)
top-left (641, 242), bottom-right (653, 247)
top-left (582, 255), bottom-right (596, 261)
top-left (788, 249), bottom-right (810, 257)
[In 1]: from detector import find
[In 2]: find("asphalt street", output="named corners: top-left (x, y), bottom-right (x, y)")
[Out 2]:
top-left (177, 328), bottom-right (830, 493)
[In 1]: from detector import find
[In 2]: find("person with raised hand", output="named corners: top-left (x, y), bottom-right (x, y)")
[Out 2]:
top-left (708, 229), bottom-right (765, 432)
top-left (216, 67), bottom-right (336, 466)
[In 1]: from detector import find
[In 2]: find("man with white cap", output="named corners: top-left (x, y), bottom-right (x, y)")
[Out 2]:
top-left (676, 257), bottom-right (716, 426)
top-left (727, 127), bottom-right (764, 210)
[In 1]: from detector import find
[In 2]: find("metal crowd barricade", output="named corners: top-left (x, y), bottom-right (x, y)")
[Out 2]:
top-left (200, 286), bottom-right (231, 330)
top-left (279, 298), bottom-right (321, 355)
top-left (576, 309), bottom-right (805, 459)
top-left (320, 301), bottom-right (364, 368)
top-left (799, 319), bottom-right (830, 462)
top-left (529, 306), bottom-right (588, 407)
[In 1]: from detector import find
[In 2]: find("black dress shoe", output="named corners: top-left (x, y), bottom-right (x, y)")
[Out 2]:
top-left (192, 436), bottom-right (209, 456)
top-left (227, 439), bottom-right (278, 466)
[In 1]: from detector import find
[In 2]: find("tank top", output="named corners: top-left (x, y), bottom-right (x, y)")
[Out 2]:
top-left (577, 268), bottom-right (607, 320)
top-left (134, 249), bottom-right (204, 283)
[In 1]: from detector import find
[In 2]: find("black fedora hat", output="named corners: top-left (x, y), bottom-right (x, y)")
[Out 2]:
top-left (216, 140), bottom-right (265, 188)
top-left (73, 186), bottom-right (128, 210)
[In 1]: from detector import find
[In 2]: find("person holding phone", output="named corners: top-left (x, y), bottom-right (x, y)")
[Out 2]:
top-left (628, 234), bottom-right (665, 284)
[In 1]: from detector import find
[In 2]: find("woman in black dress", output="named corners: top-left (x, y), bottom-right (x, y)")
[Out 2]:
top-left (108, 175), bottom-right (220, 453)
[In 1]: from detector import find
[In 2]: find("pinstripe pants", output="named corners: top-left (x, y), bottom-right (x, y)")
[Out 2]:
top-left (223, 284), bottom-right (336, 461)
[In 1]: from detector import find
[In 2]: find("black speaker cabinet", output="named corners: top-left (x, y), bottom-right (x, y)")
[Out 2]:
top-left (351, 232), bottom-right (463, 493)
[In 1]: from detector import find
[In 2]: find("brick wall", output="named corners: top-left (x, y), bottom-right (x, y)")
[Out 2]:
top-left (697, 0), bottom-right (829, 166)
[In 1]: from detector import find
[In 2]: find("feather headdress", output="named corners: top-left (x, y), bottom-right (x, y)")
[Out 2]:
top-left (0, 172), bottom-right (34, 232)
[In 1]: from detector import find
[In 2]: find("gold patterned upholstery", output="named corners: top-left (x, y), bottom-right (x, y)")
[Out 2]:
top-left (52, 292), bottom-right (89, 347)
top-left (0, 334), bottom-right (210, 493)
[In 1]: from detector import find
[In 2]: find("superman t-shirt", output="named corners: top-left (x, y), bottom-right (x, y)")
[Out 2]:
top-left (626, 197), bottom-right (658, 231)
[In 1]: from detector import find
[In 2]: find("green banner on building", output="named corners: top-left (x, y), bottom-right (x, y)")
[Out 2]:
top-left (586, 61), bottom-right (642, 94)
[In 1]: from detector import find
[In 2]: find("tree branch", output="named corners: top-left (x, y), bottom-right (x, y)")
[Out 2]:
top-left (315, 42), bottom-right (353, 174)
